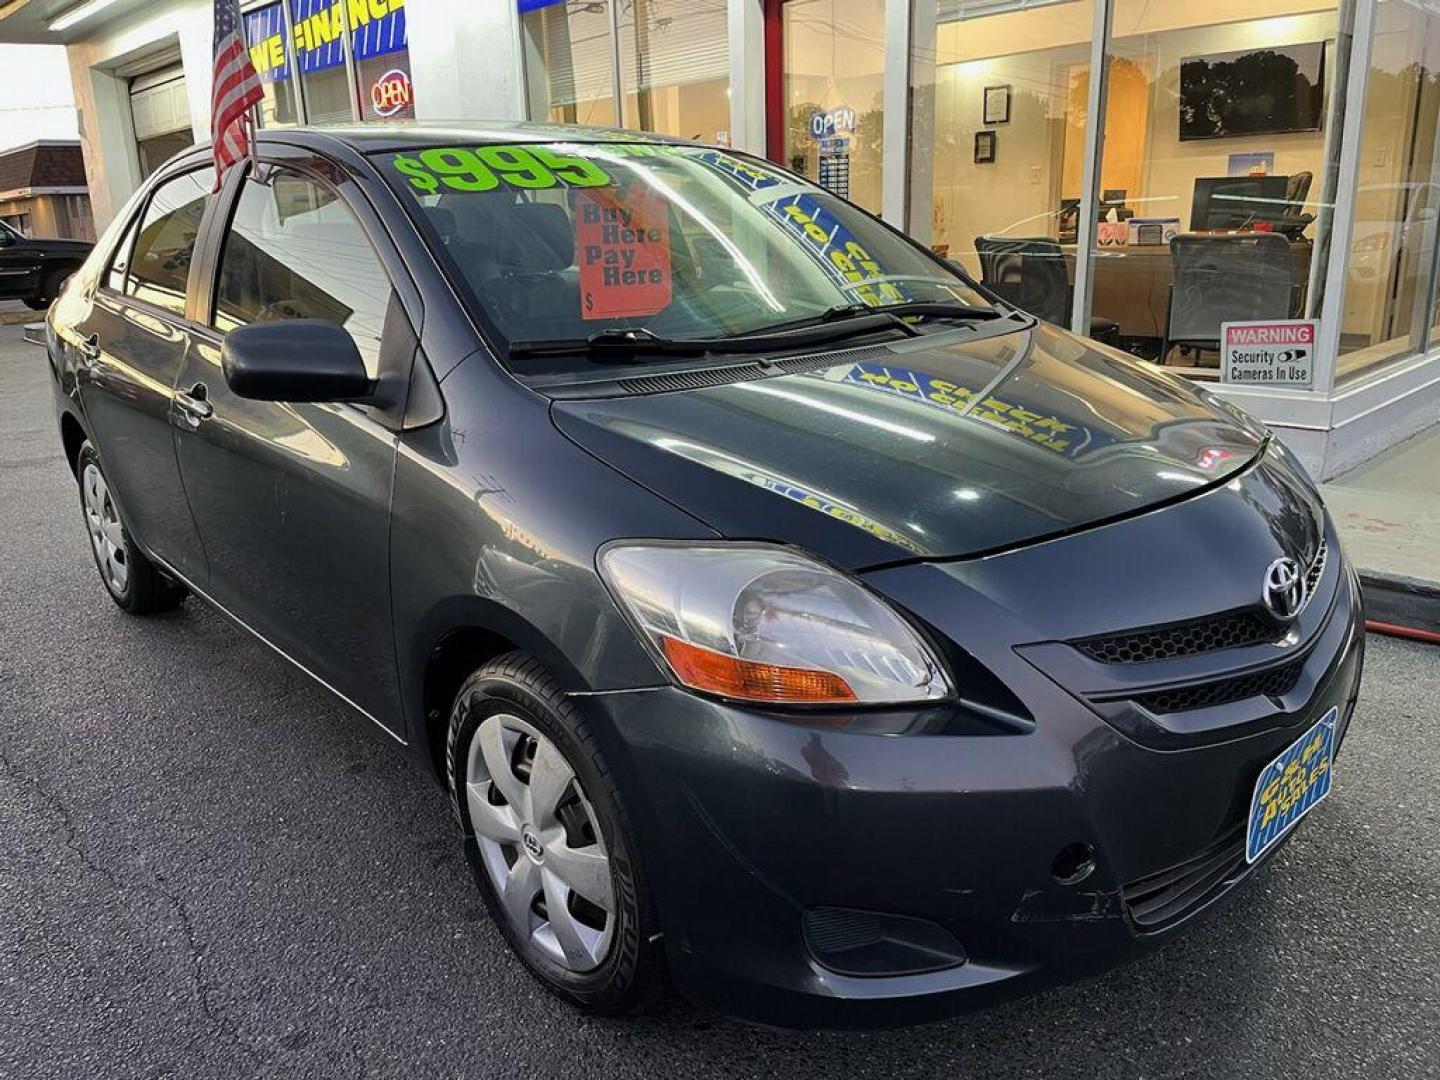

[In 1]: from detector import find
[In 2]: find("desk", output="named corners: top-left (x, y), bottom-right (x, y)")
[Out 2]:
top-left (1059, 239), bottom-right (1314, 343)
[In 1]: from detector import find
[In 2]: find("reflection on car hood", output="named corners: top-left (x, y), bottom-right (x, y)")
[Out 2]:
top-left (551, 322), bottom-right (1268, 568)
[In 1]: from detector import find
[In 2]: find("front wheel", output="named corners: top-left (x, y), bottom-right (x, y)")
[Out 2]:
top-left (445, 653), bottom-right (666, 1014)
top-left (76, 442), bottom-right (186, 614)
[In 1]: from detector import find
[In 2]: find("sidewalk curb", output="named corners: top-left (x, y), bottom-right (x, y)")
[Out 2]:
top-left (1361, 570), bottom-right (1440, 638)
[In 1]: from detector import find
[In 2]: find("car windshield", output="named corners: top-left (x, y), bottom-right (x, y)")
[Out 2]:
top-left (375, 142), bottom-right (993, 367)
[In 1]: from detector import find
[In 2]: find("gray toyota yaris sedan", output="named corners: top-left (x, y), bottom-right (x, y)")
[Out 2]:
top-left (44, 123), bottom-right (1363, 1028)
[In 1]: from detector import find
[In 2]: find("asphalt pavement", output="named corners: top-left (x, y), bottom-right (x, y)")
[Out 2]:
top-left (1, 321), bottom-right (1437, 1079)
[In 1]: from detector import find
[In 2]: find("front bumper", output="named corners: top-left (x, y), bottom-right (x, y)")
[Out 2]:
top-left (587, 564), bottom-right (1365, 1028)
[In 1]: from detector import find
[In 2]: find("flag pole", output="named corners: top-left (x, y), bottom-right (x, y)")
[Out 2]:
top-left (246, 108), bottom-right (261, 181)
top-left (239, 0), bottom-right (260, 181)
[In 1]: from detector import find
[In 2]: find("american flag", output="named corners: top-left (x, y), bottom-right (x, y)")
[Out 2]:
top-left (211, 0), bottom-right (264, 181)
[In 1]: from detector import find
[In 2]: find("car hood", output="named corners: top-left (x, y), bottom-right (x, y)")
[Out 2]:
top-left (551, 322), bottom-right (1268, 569)
top-left (24, 236), bottom-right (92, 256)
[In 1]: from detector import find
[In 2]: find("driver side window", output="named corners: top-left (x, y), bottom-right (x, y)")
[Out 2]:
top-left (213, 168), bottom-right (390, 377)
top-left (125, 168), bottom-right (214, 315)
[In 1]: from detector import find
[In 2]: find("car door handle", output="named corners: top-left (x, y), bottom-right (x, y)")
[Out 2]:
top-left (79, 333), bottom-right (100, 365)
top-left (175, 383), bottom-right (213, 425)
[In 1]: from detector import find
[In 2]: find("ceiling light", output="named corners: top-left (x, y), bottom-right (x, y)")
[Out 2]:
top-left (49, 0), bottom-right (122, 33)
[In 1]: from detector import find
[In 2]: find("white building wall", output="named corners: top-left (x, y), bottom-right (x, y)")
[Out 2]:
top-left (65, 0), bottom-right (212, 228)
top-left (407, 0), bottom-right (527, 124)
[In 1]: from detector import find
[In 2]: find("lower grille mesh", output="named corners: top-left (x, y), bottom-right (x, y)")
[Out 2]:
top-left (1134, 656), bottom-right (1305, 714)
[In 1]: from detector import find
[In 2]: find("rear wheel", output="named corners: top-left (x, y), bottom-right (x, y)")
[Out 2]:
top-left (446, 653), bottom-right (665, 1014)
top-left (42, 268), bottom-right (72, 304)
top-left (76, 443), bottom-right (186, 615)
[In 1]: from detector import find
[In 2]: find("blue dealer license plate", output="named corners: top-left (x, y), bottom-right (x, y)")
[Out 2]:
top-left (1245, 707), bottom-right (1337, 864)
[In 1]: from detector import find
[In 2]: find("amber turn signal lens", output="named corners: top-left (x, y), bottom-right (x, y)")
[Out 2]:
top-left (659, 635), bottom-right (858, 704)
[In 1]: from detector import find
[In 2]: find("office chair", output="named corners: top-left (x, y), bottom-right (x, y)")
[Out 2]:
top-left (1161, 233), bottom-right (1296, 365)
top-left (973, 236), bottom-right (1121, 344)
top-left (1278, 171), bottom-right (1315, 238)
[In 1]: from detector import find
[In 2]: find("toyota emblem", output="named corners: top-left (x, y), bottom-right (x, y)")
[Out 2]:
top-left (1263, 557), bottom-right (1307, 621)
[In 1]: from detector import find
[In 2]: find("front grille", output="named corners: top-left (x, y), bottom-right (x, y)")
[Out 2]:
top-left (1123, 827), bottom-right (1245, 930)
top-left (1133, 656), bottom-right (1305, 714)
top-left (1074, 609), bottom-right (1281, 664)
top-left (1072, 541), bottom-right (1328, 666)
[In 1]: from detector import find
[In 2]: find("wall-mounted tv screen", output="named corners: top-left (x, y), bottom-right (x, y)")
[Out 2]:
top-left (1179, 42), bottom-right (1326, 141)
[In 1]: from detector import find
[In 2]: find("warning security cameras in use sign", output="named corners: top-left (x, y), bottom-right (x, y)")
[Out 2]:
top-left (1221, 320), bottom-right (1318, 388)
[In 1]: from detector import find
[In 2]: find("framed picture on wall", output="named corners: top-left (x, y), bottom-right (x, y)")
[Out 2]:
top-left (983, 84), bottom-right (1011, 125)
top-left (974, 130), bottom-right (997, 164)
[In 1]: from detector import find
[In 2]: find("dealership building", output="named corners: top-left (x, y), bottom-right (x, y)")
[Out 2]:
top-left (0, 0), bottom-right (1436, 479)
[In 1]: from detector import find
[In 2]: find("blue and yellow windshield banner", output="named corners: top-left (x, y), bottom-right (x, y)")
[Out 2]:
top-left (760, 194), bottom-right (910, 308)
top-left (689, 155), bottom-right (907, 307)
top-left (695, 150), bottom-right (786, 193)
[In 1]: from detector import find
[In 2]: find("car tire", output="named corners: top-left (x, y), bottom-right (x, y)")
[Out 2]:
top-left (76, 442), bottom-right (187, 615)
top-left (445, 652), bottom-right (666, 1014)
top-left (42, 268), bottom-right (72, 304)
top-left (22, 296), bottom-right (49, 311)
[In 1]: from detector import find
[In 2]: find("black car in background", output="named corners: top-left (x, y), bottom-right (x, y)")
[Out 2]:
top-left (42, 125), bottom-right (1364, 1028)
top-left (0, 219), bottom-right (90, 309)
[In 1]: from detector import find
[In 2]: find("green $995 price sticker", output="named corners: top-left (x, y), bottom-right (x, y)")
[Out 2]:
top-left (392, 146), bottom-right (612, 195)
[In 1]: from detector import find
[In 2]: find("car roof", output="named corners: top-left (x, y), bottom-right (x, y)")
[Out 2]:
top-left (257, 121), bottom-right (706, 155)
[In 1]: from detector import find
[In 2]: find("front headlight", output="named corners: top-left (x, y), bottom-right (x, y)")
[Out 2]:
top-left (599, 543), bottom-right (951, 706)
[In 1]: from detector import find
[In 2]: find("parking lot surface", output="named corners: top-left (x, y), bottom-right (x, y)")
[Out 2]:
top-left (2, 324), bottom-right (1437, 1078)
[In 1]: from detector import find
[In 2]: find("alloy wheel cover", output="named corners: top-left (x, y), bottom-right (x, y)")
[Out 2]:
top-left (82, 463), bottom-right (128, 594)
top-left (465, 712), bottom-right (616, 972)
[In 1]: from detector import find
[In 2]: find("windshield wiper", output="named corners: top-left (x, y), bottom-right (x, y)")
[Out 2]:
top-left (505, 297), bottom-right (1025, 363)
top-left (726, 299), bottom-right (1012, 341)
top-left (873, 299), bottom-right (1015, 322)
top-left (507, 312), bottom-right (919, 362)
top-left (508, 327), bottom-right (712, 360)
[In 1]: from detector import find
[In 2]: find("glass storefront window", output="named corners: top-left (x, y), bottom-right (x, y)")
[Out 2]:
top-left (781, 0), bottom-right (886, 215)
top-left (908, 0), bottom-right (1096, 330)
top-left (1088, 2), bottom-right (1340, 371)
top-left (352, 1), bottom-right (414, 121)
top-left (246, 0), bottom-right (412, 127)
top-left (1337, 0), bottom-right (1440, 384)
top-left (245, 3), bottom-right (300, 128)
top-left (289, 0), bottom-right (356, 124)
top-left (617, 0), bottom-right (729, 143)
top-left (521, 0), bottom-right (619, 127)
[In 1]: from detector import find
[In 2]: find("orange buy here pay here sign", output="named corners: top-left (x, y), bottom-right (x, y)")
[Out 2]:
top-left (577, 189), bottom-right (672, 320)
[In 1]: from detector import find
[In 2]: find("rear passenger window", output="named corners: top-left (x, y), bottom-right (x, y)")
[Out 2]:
top-left (213, 169), bottom-right (390, 377)
top-left (105, 214), bottom-right (141, 293)
top-left (126, 168), bottom-right (215, 315)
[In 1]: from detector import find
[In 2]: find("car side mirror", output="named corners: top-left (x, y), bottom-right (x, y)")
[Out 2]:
top-left (221, 319), bottom-right (374, 403)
